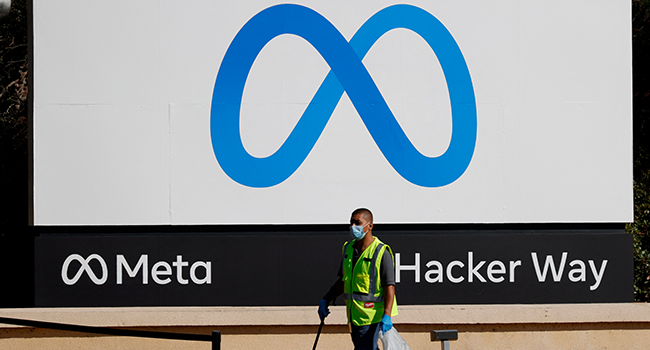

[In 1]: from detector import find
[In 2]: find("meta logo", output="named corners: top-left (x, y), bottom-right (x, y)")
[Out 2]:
top-left (61, 254), bottom-right (212, 286)
top-left (211, 4), bottom-right (477, 188)
top-left (61, 254), bottom-right (108, 285)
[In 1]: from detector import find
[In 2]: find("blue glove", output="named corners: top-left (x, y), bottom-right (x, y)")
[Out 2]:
top-left (318, 299), bottom-right (330, 321)
top-left (381, 314), bottom-right (392, 333)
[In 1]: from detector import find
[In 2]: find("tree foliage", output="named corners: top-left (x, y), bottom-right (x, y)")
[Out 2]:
top-left (0, 0), bottom-right (28, 228)
top-left (630, 165), bottom-right (650, 301)
top-left (629, 0), bottom-right (650, 301)
top-left (0, 0), bottom-right (31, 307)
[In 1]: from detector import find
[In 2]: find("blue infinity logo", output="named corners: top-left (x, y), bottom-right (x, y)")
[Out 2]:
top-left (211, 4), bottom-right (476, 187)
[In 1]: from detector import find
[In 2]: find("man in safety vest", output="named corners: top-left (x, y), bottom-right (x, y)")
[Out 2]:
top-left (318, 208), bottom-right (398, 350)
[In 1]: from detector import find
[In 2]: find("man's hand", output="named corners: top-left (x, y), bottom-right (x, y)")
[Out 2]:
top-left (381, 314), bottom-right (392, 334)
top-left (318, 299), bottom-right (330, 321)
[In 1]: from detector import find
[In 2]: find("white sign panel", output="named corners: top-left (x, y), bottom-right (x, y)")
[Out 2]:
top-left (33, 0), bottom-right (632, 225)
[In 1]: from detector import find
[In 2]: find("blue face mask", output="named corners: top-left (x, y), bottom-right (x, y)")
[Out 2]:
top-left (350, 223), bottom-right (370, 240)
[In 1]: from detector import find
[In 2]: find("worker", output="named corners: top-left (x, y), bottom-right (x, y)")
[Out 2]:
top-left (318, 208), bottom-right (398, 350)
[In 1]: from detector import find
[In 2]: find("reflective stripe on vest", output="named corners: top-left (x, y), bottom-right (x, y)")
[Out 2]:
top-left (344, 293), bottom-right (385, 303)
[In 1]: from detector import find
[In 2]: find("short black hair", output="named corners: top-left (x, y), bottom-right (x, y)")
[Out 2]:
top-left (351, 208), bottom-right (373, 223)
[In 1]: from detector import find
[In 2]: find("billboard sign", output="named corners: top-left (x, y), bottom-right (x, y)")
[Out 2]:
top-left (32, 0), bottom-right (632, 225)
top-left (35, 229), bottom-right (632, 306)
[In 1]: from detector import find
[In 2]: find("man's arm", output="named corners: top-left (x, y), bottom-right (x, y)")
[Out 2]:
top-left (383, 284), bottom-right (395, 315)
top-left (319, 277), bottom-right (343, 321)
top-left (323, 277), bottom-right (344, 303)
top-left (380, 248), bottom-right (396, 316)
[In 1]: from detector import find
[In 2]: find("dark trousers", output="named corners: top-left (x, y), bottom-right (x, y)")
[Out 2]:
top-left (351, 322), bottom-right (381, 350)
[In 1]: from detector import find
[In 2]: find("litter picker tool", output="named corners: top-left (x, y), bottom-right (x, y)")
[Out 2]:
top-left (312, 318), bottom-right (325, 350)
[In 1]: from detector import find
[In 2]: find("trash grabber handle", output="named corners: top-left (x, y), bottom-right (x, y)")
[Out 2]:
top-left (312, 318), bottom-right (325, 350)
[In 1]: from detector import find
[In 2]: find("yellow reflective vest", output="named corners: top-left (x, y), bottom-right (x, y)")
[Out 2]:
top-left (342, 237), bottom-right (398, 326)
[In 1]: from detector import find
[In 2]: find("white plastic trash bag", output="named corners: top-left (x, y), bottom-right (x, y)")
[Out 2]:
top-left (379, 327), bottom-right (411, 350)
